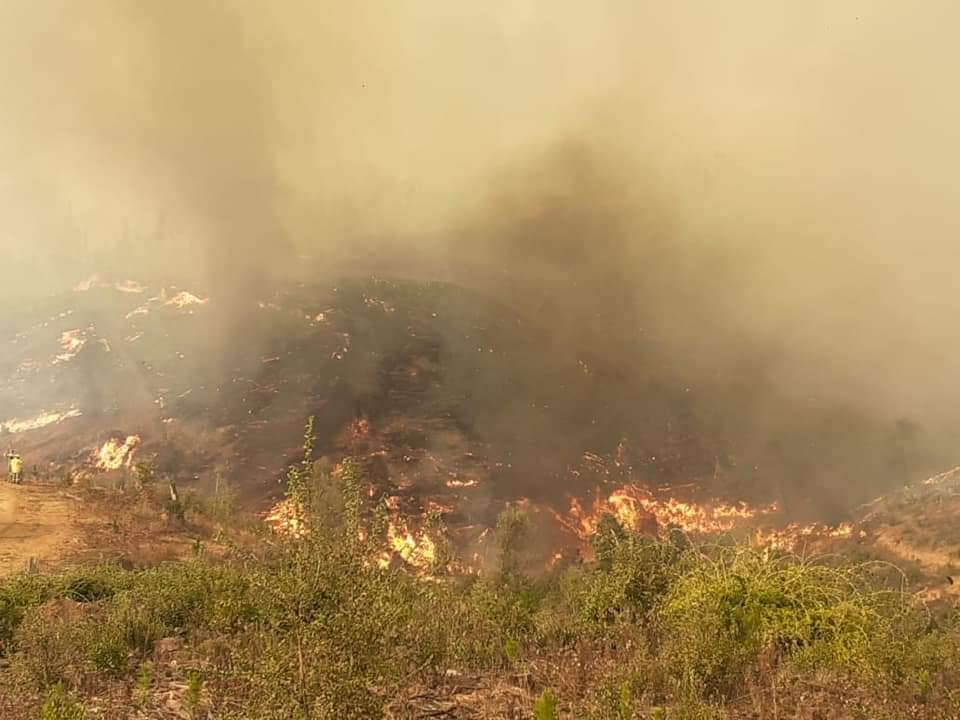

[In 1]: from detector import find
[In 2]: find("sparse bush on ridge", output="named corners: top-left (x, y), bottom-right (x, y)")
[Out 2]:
top-left (0, 423), bottom-right (957, 718)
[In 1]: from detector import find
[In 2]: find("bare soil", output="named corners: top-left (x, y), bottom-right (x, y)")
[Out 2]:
top-left (0, 481), bottom-right (82, 576)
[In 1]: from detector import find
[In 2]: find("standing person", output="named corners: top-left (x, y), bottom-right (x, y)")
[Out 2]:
top-left (7, 452), bottom-right (23, 484)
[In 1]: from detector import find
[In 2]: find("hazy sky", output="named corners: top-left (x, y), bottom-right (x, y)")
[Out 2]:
top-left (2, 1), bottom-right (959, 426)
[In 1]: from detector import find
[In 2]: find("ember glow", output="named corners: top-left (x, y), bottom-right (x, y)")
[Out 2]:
top-left (565, 484), bottom-right (779, 537)
top-left (95, 435), bottom-right (141, 471)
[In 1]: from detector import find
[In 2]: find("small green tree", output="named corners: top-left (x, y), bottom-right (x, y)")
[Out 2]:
top-left (185, 668), bottom-right (204, 711)
top-left (534, 689), bottom-right (560, 720)
top-left (285, 415), bottom-right (316, 507)
top-left (133, 461), bottom-right (156, 490)
top-left (338, 457), bottom-right (363, 552)
top-left (41, 683), bottom-right (86, 720)
top-left (496, 507), bottom-right (529, 581)
top-left (135, 663), bottom-right (154, 706)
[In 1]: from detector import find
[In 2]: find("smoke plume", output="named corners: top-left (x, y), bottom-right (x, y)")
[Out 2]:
top-left (3, 1), bottom-right (960, 511)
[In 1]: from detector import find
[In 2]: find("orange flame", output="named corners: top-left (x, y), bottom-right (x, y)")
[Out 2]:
top-left (566, 485), bottom-right (780, 537)
top-left (264, 498), bottom-right (309, 538)
top-left (753, 522), bottom-right (863, 551)
top-left (385, 520), bottom-right (438, 571)
top-left (95, 435), bottom-right (141, 471)
top-left (446, 478), bottom-right (480, 489)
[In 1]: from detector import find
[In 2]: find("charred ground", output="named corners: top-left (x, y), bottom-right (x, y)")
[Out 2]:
top-left (2, 274), bottom-right (946, 525)
top-left (0, 269), bottom-right (937, 559)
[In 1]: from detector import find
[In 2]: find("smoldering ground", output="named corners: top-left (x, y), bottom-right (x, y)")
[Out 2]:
top-left (2, 1), bottom-right (960, 514)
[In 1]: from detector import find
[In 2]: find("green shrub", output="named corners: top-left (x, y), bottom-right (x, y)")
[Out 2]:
top-left (0, 565), bottom-right (133, 656)
top-left (86, 620), bottom-right (129, 677)
top-left (14, 612), bottom-right (90, 688)
top-left (185, 668), bottom-right (204, 709)
top-left (580, 523), bottom-right (687, 628)
top-left (495, 507), bottom-right (529, 581)
top-left (124, 562), bottom-right (259, 635)
top-left (40, 682), bottom-right (86, 720)
top-left (0, 574), bottom-right (53, 654)
top-left (657, 546), bottom-right (924, 698)
top-left (135, 662), bottom-right (154, 705)
top-left (62, 571), bottom-right (121, 603)
top-left (133, 461), bottom-right (156, 489)
top-left (534, 689), bottom-right (560, 720)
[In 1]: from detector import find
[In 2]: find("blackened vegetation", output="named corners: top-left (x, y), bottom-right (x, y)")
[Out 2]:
top-left (3, 275), bottom-right (950, 519)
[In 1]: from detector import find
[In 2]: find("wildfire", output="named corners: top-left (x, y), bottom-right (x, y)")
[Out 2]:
top-left (264, 498), bottom-right (309, 538)
top-left (922, 466), bottom-right (960, 486)
top-left (114, 280), bottom-right (146, 294)
top-left (95, 435), bottom-right (141, 471)
top-left (1, 408), bottom-right (82, 434)
top-left (566, 484), bottom-right (780, 537)
top-left (446, 478), bottom-right (480, 489)
top-left (53, 329), bottom-right (89, 363)
top-left (384, 520), bottom-right (437, 571)
top-left (331, 333), bottom-right (352, 360)
top-left (125, 288), bottom-right (210, 319)
top-left (347, 418), bottom-right (371, 443)
top-left (166, 291), bottom-right (209, 309)
top-left (362, 294), bottom-right (396, 313)
top-left (753, 522), bottom-right (864, 551)
top-left (263, 502), bottom-right (439, 571)
top-left (73, 276), bottom-right (146, 294)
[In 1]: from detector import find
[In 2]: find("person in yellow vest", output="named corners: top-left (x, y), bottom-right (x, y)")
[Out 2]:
top-left (7, 452), bottom-right (23, 484)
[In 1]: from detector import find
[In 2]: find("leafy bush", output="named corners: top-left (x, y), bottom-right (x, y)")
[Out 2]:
top-left (40, 683), bottom-right (85, 720)
top-left (579, 519), bottom-right (688, 628)
top-left (657, 546), bottom-right (925, 698)
top-left (0, 574), bottom-right (54, 655)
top-left (534, 689), bottom-right (560, 720)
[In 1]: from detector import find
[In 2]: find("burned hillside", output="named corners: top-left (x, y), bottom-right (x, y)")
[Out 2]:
top-left (2, 273), bottom-right (951, 570)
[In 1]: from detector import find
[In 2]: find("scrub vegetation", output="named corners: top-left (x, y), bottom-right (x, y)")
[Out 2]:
top-left (1, 429), bottom-right (957, 719)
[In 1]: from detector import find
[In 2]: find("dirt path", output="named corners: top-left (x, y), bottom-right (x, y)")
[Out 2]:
top-left (0, 482), bottom-right (81, 576)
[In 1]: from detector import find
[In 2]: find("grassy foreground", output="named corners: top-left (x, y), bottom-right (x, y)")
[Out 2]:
top-left (0, 458), bottom-right (958, 718)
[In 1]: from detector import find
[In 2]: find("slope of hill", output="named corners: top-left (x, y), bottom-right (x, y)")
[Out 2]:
top-left (3, 274), bottom-right (957, 571)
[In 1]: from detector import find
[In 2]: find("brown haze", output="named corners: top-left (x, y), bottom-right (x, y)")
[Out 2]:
top-left (2, 1), bottom-right (960, 508)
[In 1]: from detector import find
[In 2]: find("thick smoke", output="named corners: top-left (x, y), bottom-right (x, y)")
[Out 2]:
top-left (3, 1), bottom-right (960, 510)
